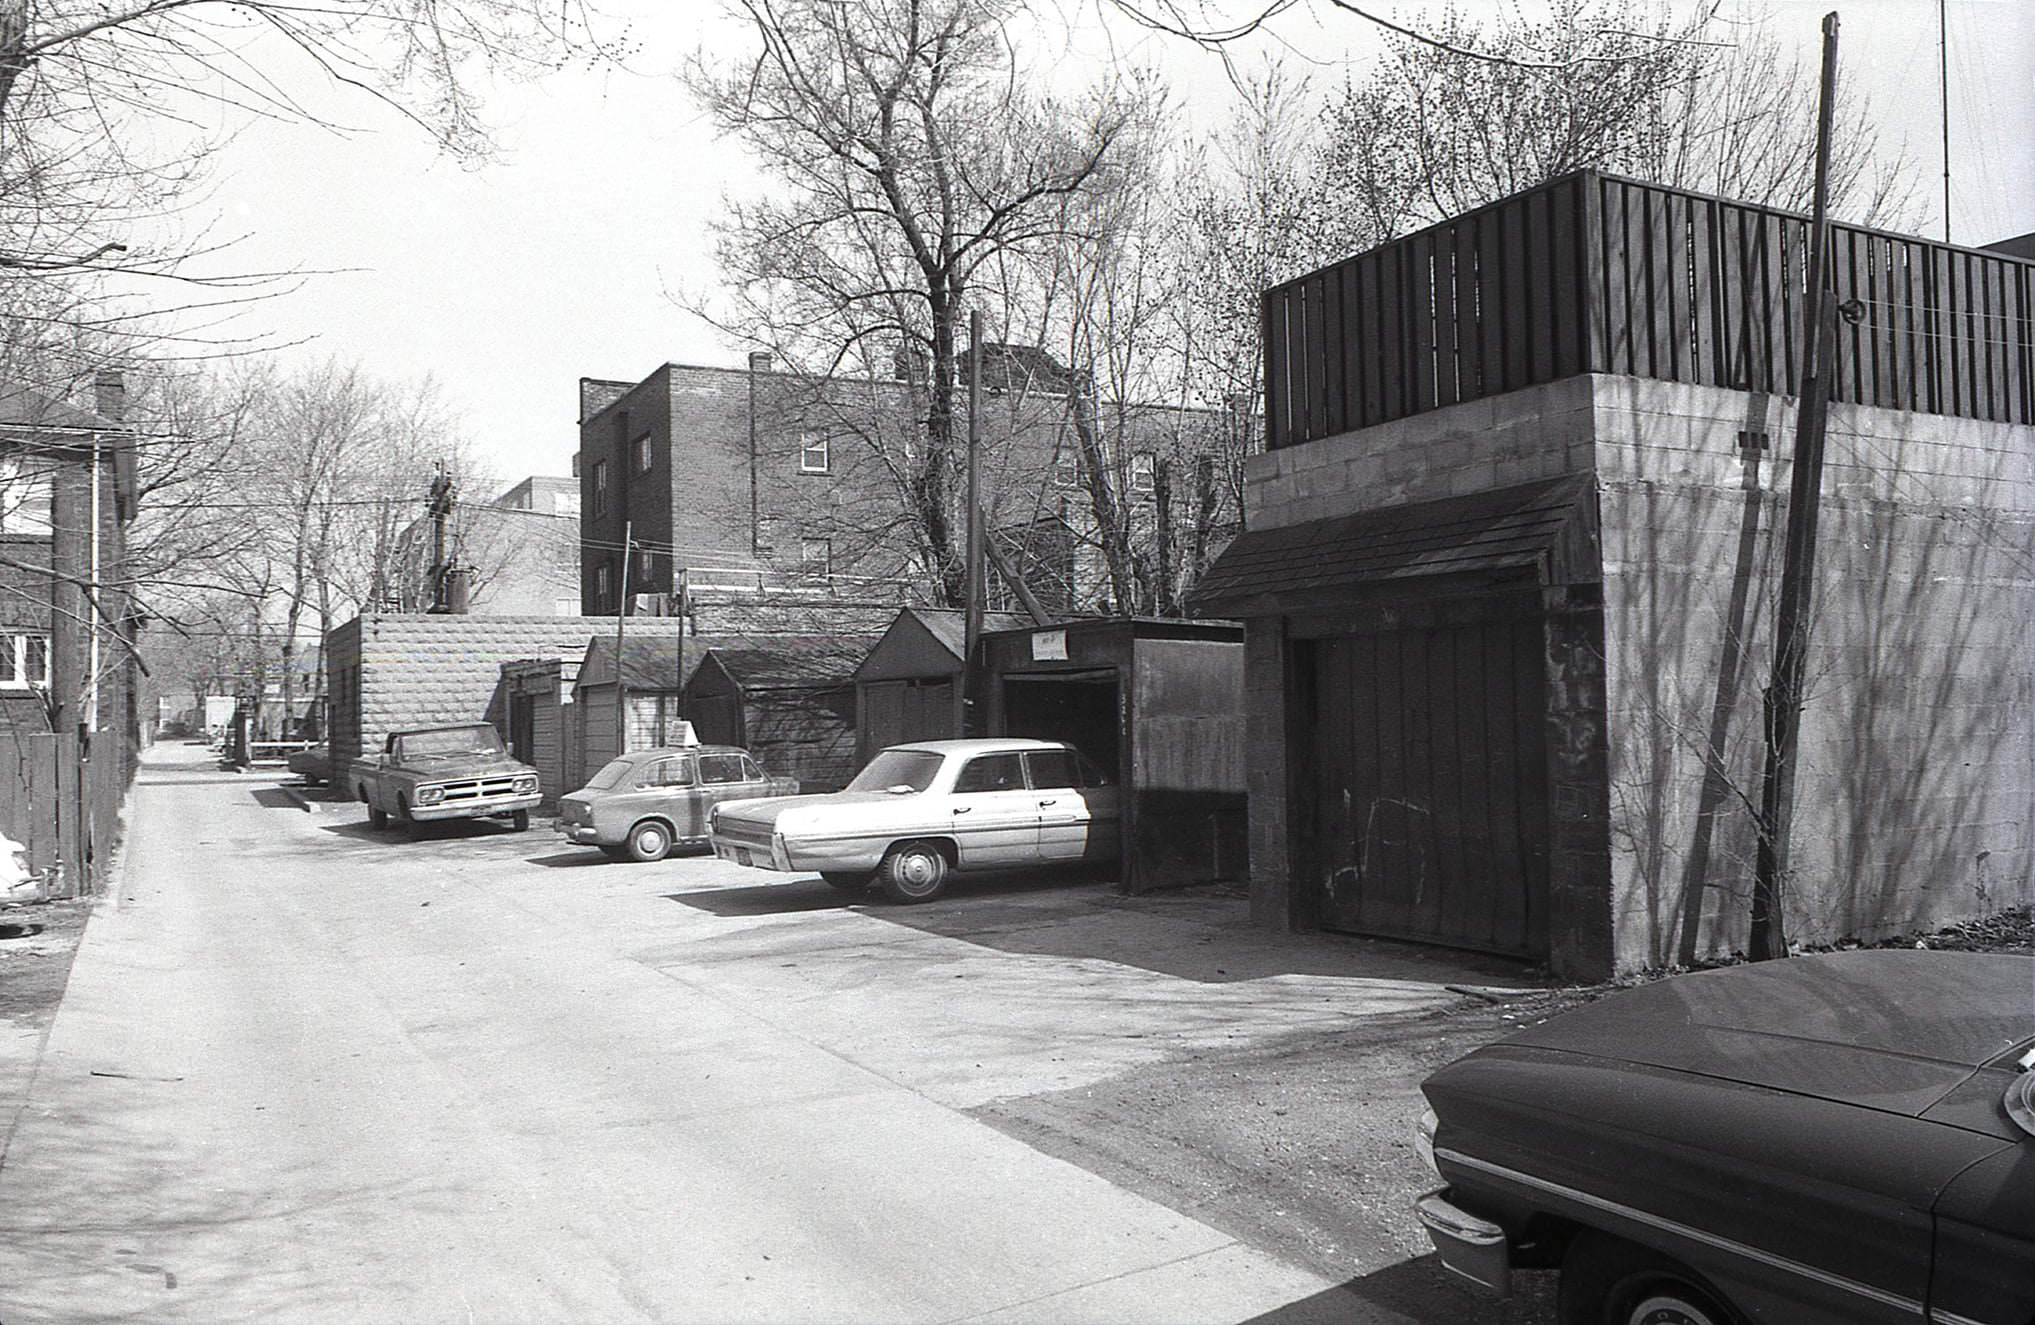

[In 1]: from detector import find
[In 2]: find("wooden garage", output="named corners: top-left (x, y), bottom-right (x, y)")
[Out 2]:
top-left (852, 607), bottom-right (1028, 766)
top-left (979, 618), bottom-right (1247, 893)
top-left (1192, 475), bottom-right (1602, 965)
top-left (684, 636), bottom-right (877, 792)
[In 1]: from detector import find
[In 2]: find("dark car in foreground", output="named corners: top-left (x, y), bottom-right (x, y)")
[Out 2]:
top-left (1416, 950), bottom-right (2034, 1325)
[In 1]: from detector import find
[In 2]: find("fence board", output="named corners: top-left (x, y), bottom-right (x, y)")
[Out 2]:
top-left (1501, 196), bottom-right (1531, 391)
top-left (1526, 187), bottom-right (1555, 383)
top-left (1409, 230), bottom-right (1437, 415)
top-left (1379, 244), bottom-right (1406, 421)
top-left (1434, 227), bottom-right (1461, 407)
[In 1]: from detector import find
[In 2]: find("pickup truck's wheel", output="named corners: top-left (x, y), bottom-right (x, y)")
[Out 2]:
top-left (509, 809), bottom-right (531, 833)
top-left (877, 841), bottom-right (949, 903)
top-left (820, 871), bottom-right (871, 893)
top-left (624, 819), bottom-right (672, 862)
top-left (395, 794), bottom-right (424, 838)
top-left (368, 805), bottom-right (388, 830)
top-left (1558, 1233), bottom-right (1739, 1325)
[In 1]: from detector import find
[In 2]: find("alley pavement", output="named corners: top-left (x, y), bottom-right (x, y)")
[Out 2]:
top-left (0, 742), bottom-right (1537, 1323)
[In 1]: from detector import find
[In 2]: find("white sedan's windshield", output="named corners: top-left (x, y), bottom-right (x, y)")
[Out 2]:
top-left (846, 749), bottom-right (944, 793)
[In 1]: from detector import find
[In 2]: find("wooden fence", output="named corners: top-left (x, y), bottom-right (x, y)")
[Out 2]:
top-left (1264, 170), bottom-right (2035, 449)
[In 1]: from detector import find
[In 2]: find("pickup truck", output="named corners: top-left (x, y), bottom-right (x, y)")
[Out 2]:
top-left (351, 724), bottom-right (540, 834)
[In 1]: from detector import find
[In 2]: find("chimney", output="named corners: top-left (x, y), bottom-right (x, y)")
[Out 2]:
top-left (748, 351), bottom-right (772, 375)
top-left (93, 370), bottom-right (125, 423)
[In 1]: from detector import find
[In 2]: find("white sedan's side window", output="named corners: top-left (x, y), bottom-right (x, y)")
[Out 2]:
top-left (1024, 750), bottom-right (1080, 790)
top-left (954, 753), bottom-right (1024, 793)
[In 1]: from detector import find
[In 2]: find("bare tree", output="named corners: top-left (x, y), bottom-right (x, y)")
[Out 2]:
top-left (685, 0), bottom-right (1143, 603)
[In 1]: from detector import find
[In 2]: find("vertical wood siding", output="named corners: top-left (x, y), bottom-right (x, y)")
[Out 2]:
top-left (1263, 170), bottom-right (2035, 448)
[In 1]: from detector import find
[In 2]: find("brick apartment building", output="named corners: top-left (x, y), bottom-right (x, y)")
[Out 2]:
top-left (573, 351), bottom-right (1242, 618)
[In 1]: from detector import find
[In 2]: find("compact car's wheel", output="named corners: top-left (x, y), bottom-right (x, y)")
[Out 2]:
top-left (820, 871), bottom-right (872, 893)
top-left (1559, 1233), bottom-right (1739, 1325)
top-left (877, 841), bottom-right (949, 903)
top-left (509, 809), bottom-right (531, 833)
top-left (624, 819), bottom-right (673, 863)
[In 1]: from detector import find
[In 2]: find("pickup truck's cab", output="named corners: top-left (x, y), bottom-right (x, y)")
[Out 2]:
top-left (350, 724), bottom-right (541, 835)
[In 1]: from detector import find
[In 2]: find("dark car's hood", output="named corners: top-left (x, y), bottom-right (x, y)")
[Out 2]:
top-left (1503, 951), bottom-right (2035, 1118)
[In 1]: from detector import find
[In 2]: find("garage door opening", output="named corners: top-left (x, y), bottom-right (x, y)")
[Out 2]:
top-left (1001, 669), bottom-right (1121, 781)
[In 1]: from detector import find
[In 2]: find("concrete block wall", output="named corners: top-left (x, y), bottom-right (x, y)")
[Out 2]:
top-left (1593, 378), bottom-right (2035, 967)
top-left (332, 614), bottom-right (686, 771)
top-left (1239, 370), bottom-right (2035, 974)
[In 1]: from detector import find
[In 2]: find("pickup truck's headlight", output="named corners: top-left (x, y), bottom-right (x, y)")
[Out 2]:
top-left (415, 786), bottom-right (446, 806)
top-left (512, 774), bottom-right (538, 794)
top-left (1415, 1107), bottom-right (1440, 1180)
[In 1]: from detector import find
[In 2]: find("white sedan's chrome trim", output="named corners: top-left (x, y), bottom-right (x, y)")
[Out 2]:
top-left (1931, 1314), bottom-right (1995, 1325)
top-left (1436, 1147), bottom-right (1928, 1319)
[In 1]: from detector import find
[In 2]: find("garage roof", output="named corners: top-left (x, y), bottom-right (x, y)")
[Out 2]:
top-left (1190, 475), bottom-right (1595, 617)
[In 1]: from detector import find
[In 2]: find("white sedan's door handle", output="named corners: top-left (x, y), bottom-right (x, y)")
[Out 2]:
top-left (1038, 798), bottom-right (1057, 806)
top-left (952, 805), bottom-right (972, 814)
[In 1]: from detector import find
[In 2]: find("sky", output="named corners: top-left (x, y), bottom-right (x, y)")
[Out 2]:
top-left (178, 1), bottom-right (2035, 492)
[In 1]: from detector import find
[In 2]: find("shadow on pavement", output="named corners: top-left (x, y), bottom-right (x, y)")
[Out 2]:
top-left (1241, 1256), bottom-right (1555, 1324)
top-left (528, 850), bottom-right (609, 869)
top-left (664, 880), bottom-right (860, 916)
top-left (248, 788), bottom-right (309, 811)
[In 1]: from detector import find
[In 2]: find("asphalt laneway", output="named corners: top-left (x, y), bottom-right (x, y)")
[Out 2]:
top-left (0, 742), bottom-right (1536, 1323)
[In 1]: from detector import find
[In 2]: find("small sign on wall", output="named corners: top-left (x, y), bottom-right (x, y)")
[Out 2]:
top-left (1031, 629), bottom-right (1067, 661)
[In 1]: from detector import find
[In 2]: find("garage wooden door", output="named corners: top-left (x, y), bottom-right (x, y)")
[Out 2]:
top-left (1305, 616), bottom-right (1550, 958)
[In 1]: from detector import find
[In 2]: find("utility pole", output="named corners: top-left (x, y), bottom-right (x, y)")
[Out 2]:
top-left (614, 519), bottom-right (632, 760)
top-left (963, 311), bottom-right (985, 736)
top-left (426, 463), bottom-right (455, 613)
top-left (1939, 0), bottom-right (1952, 242)
top-left (1751, 11), bottom-right (1842, 963)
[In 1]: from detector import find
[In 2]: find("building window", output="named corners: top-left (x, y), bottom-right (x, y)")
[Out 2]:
top-left (595, 562), bottom-right (612, 610)
top-left (1052, 452), bottom-right (1080, 490)
top-left (799, 431), bottom-right (830, 474)
top-left (1130, 451), bottom-right (1156, 494)
top-left (0, 632), bottom-right (49, 689)
top-left (634, 433), bottom-right (654, 474)
top-left (637, 547), bottom-right (655, 583)
top-left (592, 458), bottom-right (611, 517)
top-left (800, 537), bottom-right (831, 579)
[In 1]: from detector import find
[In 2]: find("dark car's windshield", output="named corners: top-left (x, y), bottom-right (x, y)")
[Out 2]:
top-left (846, 749), bottom-right (944, 793)
top-left (582, 758), bottom-right (638, 791)
top-left (401, 727), bottom-right (504, 759)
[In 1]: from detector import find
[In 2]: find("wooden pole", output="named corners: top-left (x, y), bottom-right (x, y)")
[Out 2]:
top-left (964, 311), bottom-right (985, 736)
top-left (614, 519), bottom-right (631, 760)
top-left (1751, 12), bottom-right (1841, 963)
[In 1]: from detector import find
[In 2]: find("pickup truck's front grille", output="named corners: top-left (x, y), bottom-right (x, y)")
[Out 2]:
top-left (433, 776), bottom-right (524, 802)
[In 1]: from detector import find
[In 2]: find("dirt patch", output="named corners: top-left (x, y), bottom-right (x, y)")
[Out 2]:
top-left (972, 990), bottom-right (1591, 1322)
top-left (0, 897), bottom-right (91, 1032)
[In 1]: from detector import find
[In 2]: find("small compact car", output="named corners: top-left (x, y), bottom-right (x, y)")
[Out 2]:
top-left (287, 743), bottom-right (330, 786)
top-left (708, 737), bottom-right (1118, 902)
top-left (558, 743), bottom-right (794, 862)
top-left (1414, 949), bottom-right (2034, 1325)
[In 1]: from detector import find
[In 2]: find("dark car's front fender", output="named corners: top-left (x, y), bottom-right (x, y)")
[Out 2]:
top-left (1426, 1047), bottom-right (1995, 1325)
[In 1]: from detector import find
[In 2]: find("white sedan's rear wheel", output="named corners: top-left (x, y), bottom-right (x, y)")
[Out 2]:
top-left (877, 841), bottom-right (949, 903)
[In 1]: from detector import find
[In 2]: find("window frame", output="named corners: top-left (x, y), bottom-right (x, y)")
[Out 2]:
top-left (0, 632), bottom-right (48, 690)
top-left (798, 430), bottom-right (831, 475)
top-left (633, 432), bottom-right (654, 475)
top-left (592, 457), bottom-right (611, 517)
top-left (1130, 450), bottom-right (1157, 494)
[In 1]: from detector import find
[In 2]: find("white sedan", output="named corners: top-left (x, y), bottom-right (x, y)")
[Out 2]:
top-left (707, 738), bottom-right (1119, 902)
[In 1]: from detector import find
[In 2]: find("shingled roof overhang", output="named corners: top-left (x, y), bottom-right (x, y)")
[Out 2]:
top-left (1190, 475), bottom-right (1597, 619)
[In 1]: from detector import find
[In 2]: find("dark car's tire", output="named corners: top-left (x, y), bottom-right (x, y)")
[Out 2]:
top-left (877, 841), bottom-right (949, 903)
top-left (509, 809), bottom-right (531, 833)
top-left (624, 819), bottom-right (673, 863)
top-left (1559, 1233), bottom-right (1739, 1325)
top-left (820, 870), bottom-right (872, 893)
